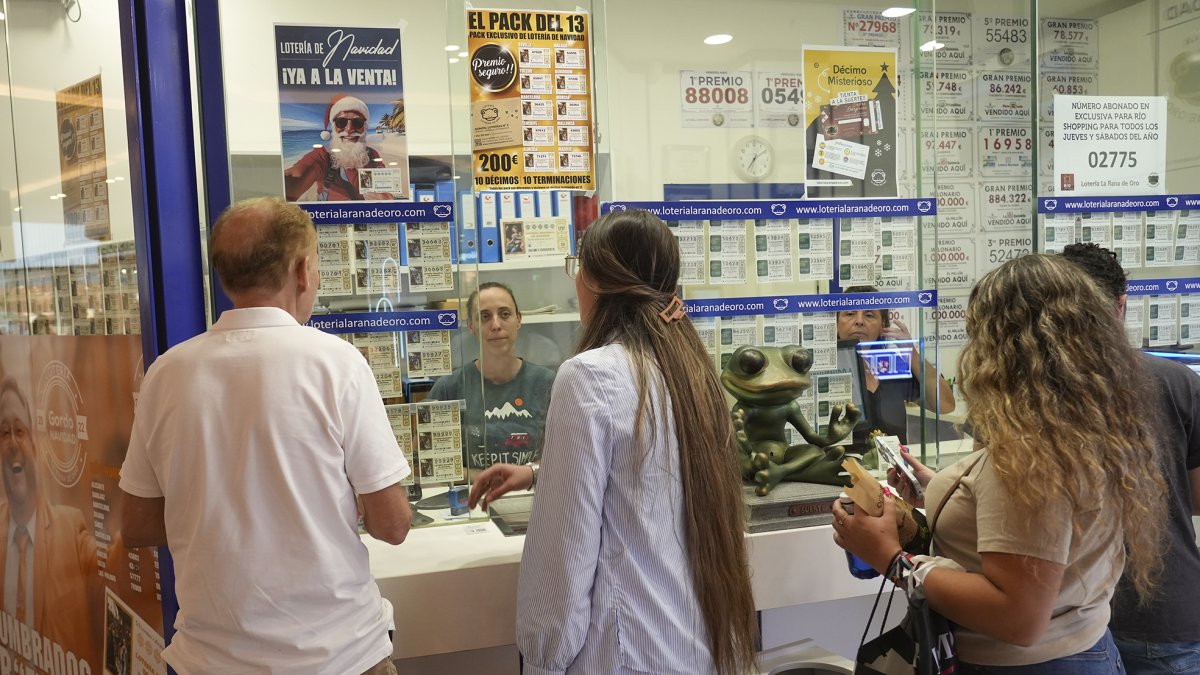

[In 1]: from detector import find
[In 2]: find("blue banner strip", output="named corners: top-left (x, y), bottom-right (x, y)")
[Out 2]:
top-left (1125, 277), bottom-right (1200, 296)
top-left (306, 310), bottom-right (459, 334)
top-left (684, 290), bottom-right (939, 319)
top-left (1037, 194), bottom-right (1200, 214)
top-left (300, 201), bottom-right (455, 225)
top-left (602, 198), bottom-right (938, 220)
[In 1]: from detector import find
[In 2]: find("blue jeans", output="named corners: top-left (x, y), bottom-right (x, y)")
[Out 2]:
top-left (958, 631), bottom-right (1124, 674)
top-left (1114, 637), bottom-right (1200, 675)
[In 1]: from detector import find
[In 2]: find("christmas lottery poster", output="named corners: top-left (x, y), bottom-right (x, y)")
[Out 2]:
top-left (276, 25), bottom-right (410, 203)
top-left (466, 9), bottom-right (595, 192)
top-left (802, 46), bottom-right (898, 198)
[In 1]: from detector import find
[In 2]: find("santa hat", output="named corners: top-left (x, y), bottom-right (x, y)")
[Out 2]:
top-left (320, 95), bottom-right (369, 140)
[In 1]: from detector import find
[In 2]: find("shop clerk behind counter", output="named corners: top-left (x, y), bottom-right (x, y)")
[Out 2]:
top-left (428, 282), bottom-right (555, 474)
top-left (838, 285), bottom-right (955, 444)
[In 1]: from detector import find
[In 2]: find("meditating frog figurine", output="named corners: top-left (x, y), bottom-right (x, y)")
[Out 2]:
top-left (720, 344), bottom-right (862, 496)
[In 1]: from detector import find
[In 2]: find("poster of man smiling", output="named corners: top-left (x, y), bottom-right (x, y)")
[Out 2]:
top-left (275, 25), bottom-right (410, 202)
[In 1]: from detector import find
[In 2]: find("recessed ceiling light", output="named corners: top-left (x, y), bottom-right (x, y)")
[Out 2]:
top-left (445, 44), bottom-right (460, 52)
top-left (704, 34), bottom-right (733, 45)
top-left (449, 57), bottom-right (460, 64)
top-left (458, 51), bottom-right (467, 58)
top-left (882, 7), bottom-right (916, 18)
top-left (919, 40), bottom-right (945, 52)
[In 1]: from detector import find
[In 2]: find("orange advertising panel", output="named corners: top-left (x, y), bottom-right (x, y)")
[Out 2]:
top-left (467, 9), bottom-right (594, 192)
top-left (0, 335), bottom-right (164, 675)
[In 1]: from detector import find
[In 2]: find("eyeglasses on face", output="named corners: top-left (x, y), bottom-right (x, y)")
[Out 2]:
top-left (333, 116), bottom-right (366, 131)
top-left (564, 255), bottom-right (578, 279)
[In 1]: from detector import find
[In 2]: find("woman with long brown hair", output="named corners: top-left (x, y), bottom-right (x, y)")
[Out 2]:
top-left (469, 209), bottom-right (757, 675)
top-left (833, 254), bottom-right (1165, 673)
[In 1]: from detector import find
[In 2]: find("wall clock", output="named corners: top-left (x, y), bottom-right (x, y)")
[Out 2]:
top-left (733, 135), bottom-right (773, 182)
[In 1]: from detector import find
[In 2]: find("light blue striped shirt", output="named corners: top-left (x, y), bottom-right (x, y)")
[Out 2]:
top-left (517, 343), bottom-right (715, 675)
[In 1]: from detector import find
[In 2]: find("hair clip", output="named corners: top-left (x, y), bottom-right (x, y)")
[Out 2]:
top-left (658, 296), bottom-right (686, 323)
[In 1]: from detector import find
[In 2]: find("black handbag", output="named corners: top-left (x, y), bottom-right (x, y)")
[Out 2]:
top-left (853, 560), bottom-right (958, 675)
top-left (854, 454), bottom-right (985, 675)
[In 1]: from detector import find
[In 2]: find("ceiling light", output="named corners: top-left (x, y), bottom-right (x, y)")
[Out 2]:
top-left (445, 44), bottom-right (459, 52)
top-left (704, 34), bottom-right (733, 45)
top-left (919, 40), bottom-right (945, 52)
top-left (449, 57), bottom-right (460, 64)
top-left (458, 51), bottom-right (467, 58)
top-left (0, 12), bottom-right (7, 21)
top-left (882, 7), bottom-right (916, 18)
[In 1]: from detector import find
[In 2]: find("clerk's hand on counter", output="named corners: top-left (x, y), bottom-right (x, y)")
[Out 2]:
top-left (468, 462), bottom-right (535, 511)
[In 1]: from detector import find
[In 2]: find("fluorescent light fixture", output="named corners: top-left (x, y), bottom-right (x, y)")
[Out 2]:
top-left (449, 57), bottom-right (460, 64)
top-left (704, 34), bottom-right (733, 45)
top-left (458, 51), bottom-right (467, 58)
top-left (919, 40), bottom-right (945, 52)
top-left (882, 7), bottom-right (915, 18)
top-left (444, 44), bottom-right (460, 52)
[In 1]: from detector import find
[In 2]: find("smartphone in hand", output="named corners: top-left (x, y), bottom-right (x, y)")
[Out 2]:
top-left (873, 434), bottom-right (924, 501)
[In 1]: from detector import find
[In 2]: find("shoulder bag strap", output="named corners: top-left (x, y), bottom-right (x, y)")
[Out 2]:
top-left (928, 452), bottom-right (987, 537)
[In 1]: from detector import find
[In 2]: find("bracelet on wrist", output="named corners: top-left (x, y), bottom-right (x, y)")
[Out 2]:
top-left (525, 461), bottom-right (540, 487)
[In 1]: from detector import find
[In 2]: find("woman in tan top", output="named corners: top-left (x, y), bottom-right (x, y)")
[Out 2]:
top-left (832, 254), bottom-right (1165, 673)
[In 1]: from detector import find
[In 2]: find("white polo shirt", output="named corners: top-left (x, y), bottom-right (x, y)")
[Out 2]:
top-left (121, 307), bottom-right (410, 674)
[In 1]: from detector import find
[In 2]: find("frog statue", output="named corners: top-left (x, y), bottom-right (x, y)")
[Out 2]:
top-left (720, 344), bottom-right (862, 496)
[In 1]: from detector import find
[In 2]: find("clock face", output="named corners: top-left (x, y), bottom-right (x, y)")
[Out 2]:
top-left (735, 137), bottom-right (773, 182)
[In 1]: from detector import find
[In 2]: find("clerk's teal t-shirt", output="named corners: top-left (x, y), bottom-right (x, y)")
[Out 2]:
top-left (428, 360), bottom-right (556, 469)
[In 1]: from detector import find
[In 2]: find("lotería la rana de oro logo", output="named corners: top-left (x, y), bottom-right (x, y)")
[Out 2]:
top-left (34, 361), bottom-right (89, 488)
top-left (470, 43), bottom-right (517, 93)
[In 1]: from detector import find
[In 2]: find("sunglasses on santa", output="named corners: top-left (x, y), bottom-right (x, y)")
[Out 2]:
top-left (333, 116), bottom-right (366, 131)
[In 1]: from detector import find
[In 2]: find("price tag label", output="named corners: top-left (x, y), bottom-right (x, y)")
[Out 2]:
top-left (843, 9), bottom-right (902, 49)
top-left (923, 182), bottom-right (976, 235)
top-left (1040, 18), bottom-right (1098, 71)
top-left (918, 68), bottom-right (973, 120)
top-left (978, 72), bottom-right (1032, 122)
top-left (754, 71), bottom-right (804, 128)
top-left (1040, 72), bottom-right (1097, 121)
top-left (978, 233), bottom-right (1033, 279)
top-left (973, 15), bottom-right (1032, 70)
top-left (920, 126), bottom-right (975, 179)
top-left (679, 70), bottom-right (753, 128)
top-left (979, 125), bottom-right (1034, 177)
top-left (921, 238), bottom-right (975, 290)
top-left (979, 181), bottom-right (1033, 232)
top-left (919, 11), bottom-right (972, 65)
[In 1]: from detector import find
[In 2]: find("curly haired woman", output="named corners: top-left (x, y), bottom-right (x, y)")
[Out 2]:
top-left (833, 253), bottom-right (1165, 674)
